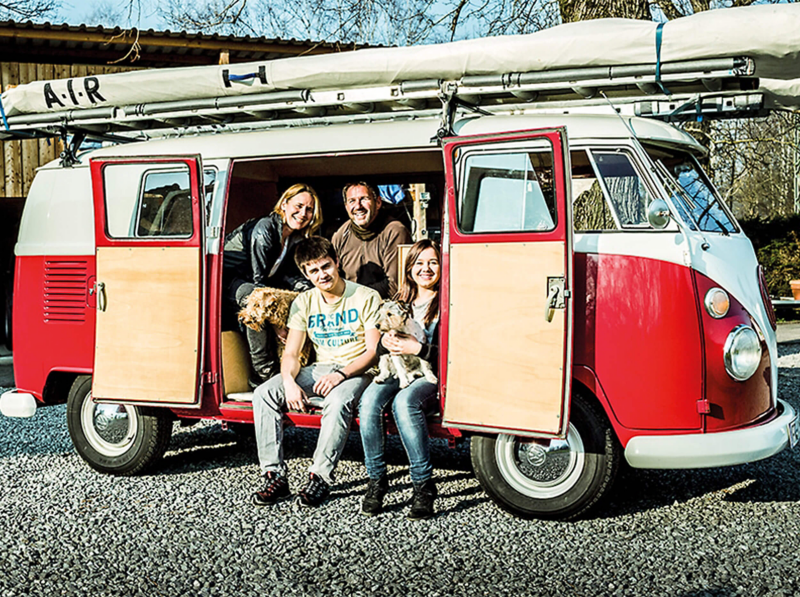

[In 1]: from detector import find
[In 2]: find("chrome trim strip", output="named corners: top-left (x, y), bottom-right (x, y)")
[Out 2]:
top-left (443, 421), bottom-right (566, 441)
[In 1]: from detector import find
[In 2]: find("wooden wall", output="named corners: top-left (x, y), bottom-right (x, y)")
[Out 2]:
top-left (1, 62), bottom-right (138, 198)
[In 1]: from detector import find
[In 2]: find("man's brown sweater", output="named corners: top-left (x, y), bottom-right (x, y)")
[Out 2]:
top-left (331, 213), bottom-right (411, 299)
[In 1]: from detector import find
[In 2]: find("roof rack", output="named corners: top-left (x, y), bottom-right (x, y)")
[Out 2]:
top-left (0, 56), bottom-right (764, 143)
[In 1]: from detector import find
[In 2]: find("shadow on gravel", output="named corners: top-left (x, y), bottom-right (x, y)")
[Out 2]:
top-left (154, 422), bottom-right (477, 479)
top-left (595, 446), bottom-right (800, 519)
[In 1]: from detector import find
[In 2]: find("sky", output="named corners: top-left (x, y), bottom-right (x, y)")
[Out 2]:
top-left (56, 0), bottom-right (162, 29)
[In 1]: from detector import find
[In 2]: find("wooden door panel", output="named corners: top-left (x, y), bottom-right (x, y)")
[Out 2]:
top-left (93, 246), bottom-right (201, 403)
top-left (443, 241), bottom-right (567, 434)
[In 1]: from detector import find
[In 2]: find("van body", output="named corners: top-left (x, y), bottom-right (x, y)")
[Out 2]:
top-left (4, 110), bottom-right (797, 519)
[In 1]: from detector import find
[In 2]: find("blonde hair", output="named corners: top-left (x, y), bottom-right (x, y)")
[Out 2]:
top-left (272, 183), bottom-right (323, 236)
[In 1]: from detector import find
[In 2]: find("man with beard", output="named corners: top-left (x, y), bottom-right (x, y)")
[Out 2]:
top-left (332, 182), bottom-right (412, 299)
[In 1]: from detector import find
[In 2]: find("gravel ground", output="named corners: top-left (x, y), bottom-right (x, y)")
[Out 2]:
top-left (1, 346), bottom-right (800, 597)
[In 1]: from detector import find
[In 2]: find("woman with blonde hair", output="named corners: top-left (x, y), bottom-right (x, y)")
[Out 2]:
top-left (223, 183), bottom-right (323, 386)
top-left (358, 238), bottom-right (441, 520)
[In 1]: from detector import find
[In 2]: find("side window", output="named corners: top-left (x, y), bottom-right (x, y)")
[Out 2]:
top-left (103, 163), bottom-right (194, 239)
top-left (572, 150), bottom-right (618, 232)
top-left (590, 150), bottom-right (653, 227)
top-left (458, 147), bottom-right (556, 234)
top-left (203, 168), bottom-right (217, 221)
top-left (136, 169), bottom-right (193, 237)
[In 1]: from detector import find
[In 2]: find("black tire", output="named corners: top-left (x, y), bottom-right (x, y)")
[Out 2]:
top-left (470, 393), bottom-right (620, 521)
top-left (66, 376), bottom-right (173, 476)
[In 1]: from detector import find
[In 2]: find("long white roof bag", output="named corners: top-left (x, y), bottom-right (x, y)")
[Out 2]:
top-left (3, 3), bottom-right (800, 117)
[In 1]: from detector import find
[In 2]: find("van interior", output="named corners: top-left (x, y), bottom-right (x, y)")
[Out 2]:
top-left (219, 149), bottom-right (446, 401)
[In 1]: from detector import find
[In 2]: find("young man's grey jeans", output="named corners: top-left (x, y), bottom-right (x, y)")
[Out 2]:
top-left (252, 363), bottom-right (372, 485)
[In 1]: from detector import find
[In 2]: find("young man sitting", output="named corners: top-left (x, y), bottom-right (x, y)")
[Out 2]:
top-left (251, 236), bottom-right (381, 507)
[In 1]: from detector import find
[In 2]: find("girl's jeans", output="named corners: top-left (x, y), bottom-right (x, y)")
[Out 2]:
top-left (359, 377), bottom-right (437, 484)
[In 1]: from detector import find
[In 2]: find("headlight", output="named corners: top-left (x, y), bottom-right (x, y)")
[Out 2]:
top-left (723, 325), bottom-right (762, 381)
top-left (704, 288), bottom-right (730, 318)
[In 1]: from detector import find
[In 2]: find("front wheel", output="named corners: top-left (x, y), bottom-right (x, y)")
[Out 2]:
top-left (66, 376), bottom-right (173, 475)
top-left (471, 393), bottom-right (620, 520)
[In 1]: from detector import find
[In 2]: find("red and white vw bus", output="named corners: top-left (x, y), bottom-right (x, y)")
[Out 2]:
top-left (2, 110), bottom-right (797, 520)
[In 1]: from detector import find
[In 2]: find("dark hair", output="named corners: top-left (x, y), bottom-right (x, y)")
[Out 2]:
top-left (396, 238), bottom-right (440, 327)
top-left (294, 236), bottom-right (337, 271)
top-left (341, 181), bottom-right (379, 203)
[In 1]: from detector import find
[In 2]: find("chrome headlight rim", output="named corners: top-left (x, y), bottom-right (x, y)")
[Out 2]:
top-left (723, 324), bottom-right (762, 382)
top-left (704, 287), bottom-right (730, 319)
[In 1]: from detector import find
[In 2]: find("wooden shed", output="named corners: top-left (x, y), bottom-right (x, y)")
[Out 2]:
top-left (0, 20), bottom-right (357, 200)
top-left (0, 21), bottom-right (359, 345)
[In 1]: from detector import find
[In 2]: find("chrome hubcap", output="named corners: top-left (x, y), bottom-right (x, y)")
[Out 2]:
top-left (81, 392), bottom-right (138, 457)
top-left (495, 425), bottom-right (585, 499)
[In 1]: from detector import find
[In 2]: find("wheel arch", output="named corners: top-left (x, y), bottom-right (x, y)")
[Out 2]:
top-left (572, 367), bottom-right (631, 447)
top-left (41, 371), bottom-right (85, 406)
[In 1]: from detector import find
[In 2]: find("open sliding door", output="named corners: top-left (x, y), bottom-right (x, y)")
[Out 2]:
top-left (90, 156), bottom-right (205, 407)
top-left (441, 128), bottom-right (573, 438)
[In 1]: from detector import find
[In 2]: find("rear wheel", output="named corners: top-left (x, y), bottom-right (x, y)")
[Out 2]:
top-left (471, 393), bottom-right (620, 520)
top-left (66, 376), bottom-right (172, 475)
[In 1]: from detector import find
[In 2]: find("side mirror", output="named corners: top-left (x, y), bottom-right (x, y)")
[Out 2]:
top-left (647, 199), bottom-right (671, 230)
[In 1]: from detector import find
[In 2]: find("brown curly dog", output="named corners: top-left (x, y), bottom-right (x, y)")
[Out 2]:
top-left (238, 287), bottom-right (312, 366)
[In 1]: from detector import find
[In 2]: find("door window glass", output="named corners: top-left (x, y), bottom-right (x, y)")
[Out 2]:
top-left (458, 148), bottom-right (556, 233)
top-left (102, 163), bottom-right (194, 239)
top-left (136, 169), bottom-right (193, 237)
top-left (590, 150), bottom-right (652, 228)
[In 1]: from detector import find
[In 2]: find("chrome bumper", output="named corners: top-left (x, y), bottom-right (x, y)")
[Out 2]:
top-left (0, 390), bottom-right (38, 418)
top-left (625, 399), bottom-right (797, 469)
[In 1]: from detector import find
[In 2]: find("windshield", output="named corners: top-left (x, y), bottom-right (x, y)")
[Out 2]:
top-left (644, 145), bottom-right (737, 235)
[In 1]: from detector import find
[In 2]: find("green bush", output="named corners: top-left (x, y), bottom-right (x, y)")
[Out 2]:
top-left (740, 216), bottom-right (800, 297)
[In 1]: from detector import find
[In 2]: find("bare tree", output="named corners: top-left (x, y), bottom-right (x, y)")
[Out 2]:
top-left (78, 0), bottom-right (127, 27)
top-left (0, 0), bottom-right (60, 20)
top-left (706, 113), bottom-right (799, 219)
top-left (158, 0), bottom-right (250, 35)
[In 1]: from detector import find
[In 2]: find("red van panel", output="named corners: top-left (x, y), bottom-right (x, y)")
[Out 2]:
top-left (573, 252), bottom-right (703, 432)
top-left (13, 255), bottom-right (96, 399)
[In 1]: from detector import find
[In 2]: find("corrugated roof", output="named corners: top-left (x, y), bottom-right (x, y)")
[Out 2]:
top-left (0, 20), bottom-right (370, 67)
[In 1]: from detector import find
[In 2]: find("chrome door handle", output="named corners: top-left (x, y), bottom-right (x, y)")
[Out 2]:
top-left (96, 282), bottom-right (107, 312)
top-left (544, 285), bottom-right (559, 323)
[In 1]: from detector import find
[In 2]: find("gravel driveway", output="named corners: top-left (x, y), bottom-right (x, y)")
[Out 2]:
top-left (1, 346), bottom-right (799, 597)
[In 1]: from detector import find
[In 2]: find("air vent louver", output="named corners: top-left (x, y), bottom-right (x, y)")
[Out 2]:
top-left (43, 260), bottom-right (88, 323)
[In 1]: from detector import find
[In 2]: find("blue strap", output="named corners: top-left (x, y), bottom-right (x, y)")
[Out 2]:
top-left (0, 95), bottom-right (9, 131)
top-left (655, 22), bottom-right (671, 96)
top-left (227, 72), bottom-right (259, 82)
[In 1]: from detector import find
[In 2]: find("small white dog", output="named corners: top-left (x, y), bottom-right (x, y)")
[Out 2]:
top-left (374, 300), bottom-right (438, 389)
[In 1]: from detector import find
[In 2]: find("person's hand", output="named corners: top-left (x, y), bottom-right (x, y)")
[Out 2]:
top-left (313, 372), bottom-right (345, 397)
top-left (285, 380), bottom-right (309, 412)
top-left (272, 324), bottom-right (289, 344)
top-left (382, 332), bottom-right (422, 356)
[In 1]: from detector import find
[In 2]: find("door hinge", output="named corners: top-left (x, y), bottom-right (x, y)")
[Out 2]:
top-left (203, 372), bottom-right (218, 385)
top-left (696, 399), bottom-right (711, 414)
top-left (206, 226), bottom-right (221, 239)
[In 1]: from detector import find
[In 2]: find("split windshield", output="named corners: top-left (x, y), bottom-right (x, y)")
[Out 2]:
top-left (644, 145), bottom-right (737, 235)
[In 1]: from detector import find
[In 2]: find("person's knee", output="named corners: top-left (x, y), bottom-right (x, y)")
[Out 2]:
top-left (323, 387), bottom-right (359, 417)
top-left (392, 390), bottom-right (429, 426)
top-left (253, 375), bottom-right (284, 409)
top-left (358, 388), bottom-right (383, 419)
top-left (235, 282), bottom-right (257, 306)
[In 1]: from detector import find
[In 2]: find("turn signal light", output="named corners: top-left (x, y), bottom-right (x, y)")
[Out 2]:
top-left (704, 288), bottom-right (730, 319)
